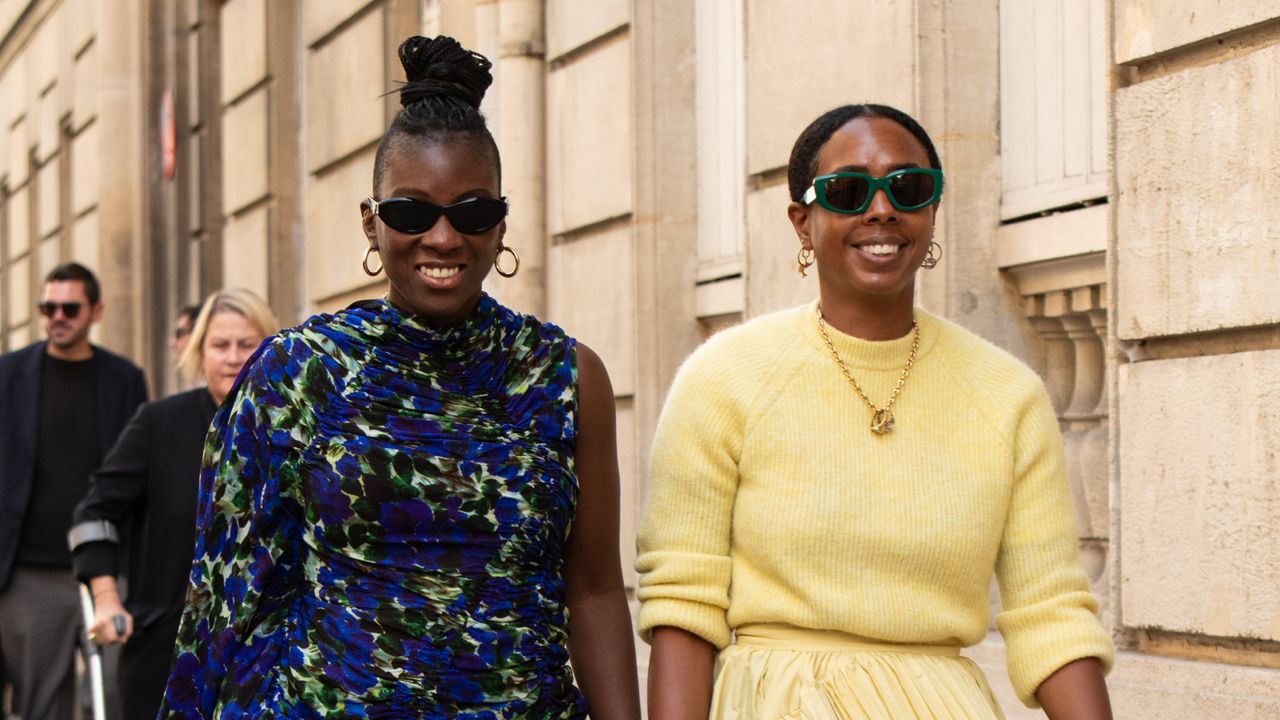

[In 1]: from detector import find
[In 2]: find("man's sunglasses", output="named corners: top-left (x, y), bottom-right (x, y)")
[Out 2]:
top-left (802, 168), bottom-right (944, 215)
top-left (366, 196), bottom-right (508, 235)
top-left (38, 302), bottom-right (84, 319)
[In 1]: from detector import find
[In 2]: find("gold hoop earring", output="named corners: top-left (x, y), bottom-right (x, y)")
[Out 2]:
top-left (362, 247), bottom-right (383, 276)
top-left (495, 245), bottom-right (520, 278)
top-left (921, 241), bottom-right (941, 269)
top-left (797, 246), bottom-right (815, 277)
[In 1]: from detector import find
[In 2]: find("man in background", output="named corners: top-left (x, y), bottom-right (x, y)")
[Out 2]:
top-left (0, 262), bottom-right (147, 720)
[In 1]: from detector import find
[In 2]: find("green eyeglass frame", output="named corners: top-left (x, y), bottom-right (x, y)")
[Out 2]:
top-left (802, 167), bottom-right (944, 214)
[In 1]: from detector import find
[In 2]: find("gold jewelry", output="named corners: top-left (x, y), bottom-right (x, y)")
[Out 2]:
top-left (362, 247), bottom-right (383, 276)
top-left (87, 631), bottom-right (98, 642)
top-left (815, 307), bottom-right (919, 434)
top-left (797, 246), bottom-right (815, 277)
top-left (495, 245), bottom-right (520, 278)
top-left (921, 241), bottom-right (941, 269)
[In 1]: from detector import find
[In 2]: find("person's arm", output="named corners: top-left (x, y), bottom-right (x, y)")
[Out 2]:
top-left (1036, 657), bottom-right (1112, 720)
top-left (70, 402), bottom-right (153, 645)
top-left (994, 381), bottom-right (1114, 710)
top-left (647, 626), bottom-right (714, 720)
top-left (562, 343), bottom-right (641, 719)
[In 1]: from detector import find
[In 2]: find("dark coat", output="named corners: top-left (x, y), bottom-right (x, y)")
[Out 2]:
top-left (70, 387), bottom-right (217, 720)
top-left (0, 341), bottom-right (147, 590)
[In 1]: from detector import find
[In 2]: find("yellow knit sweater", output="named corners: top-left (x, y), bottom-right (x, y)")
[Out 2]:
top-left (635, 302), bottom-right (1114, 707)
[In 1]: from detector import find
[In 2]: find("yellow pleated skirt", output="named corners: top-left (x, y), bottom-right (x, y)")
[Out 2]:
top-left (709, 624), bottom-right (1004, 720)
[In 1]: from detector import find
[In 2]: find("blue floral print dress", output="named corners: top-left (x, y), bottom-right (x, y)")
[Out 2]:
top-left (159, 295), bottom-right (588, 719)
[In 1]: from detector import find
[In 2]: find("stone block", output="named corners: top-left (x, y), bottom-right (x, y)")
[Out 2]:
top-left (303, 149), bottom-right (376, 305)
top-left (1118, 352), bottom-right (1280, 640)
top-left (546, 36), bottom-right (632, 235)
top-left (1115, 45), bottom-right (1280, 339)
top-left (546, 225), bottom-right (636, 396)
top-left (220, 88), bottom-right (269, 214)
top-left (7, 115), bottom-right (29, 188)
top-left (221, 204), bottom-right (270, 300)
top-left (35, 85), bottom-right (61, 164)
top-left (219, 0), bottom-right (266, 104)
top-left (1115, 1), bottom-right (1279, 64)
top-left (7, 185), bottom-right (30, 259)
top-left (186, 31), bottom-right (201, 126)
top-left (616, 396), bottom-right (638, 590)
top-left (302, 0), bottom-right (371, 46)
top-left (7, 323), bottom-right (32, 349)
top-left (744, 1), bottom-right (915, 176)
top-left (72, 210), bottom-right (99, 273)
top-left (744, 182), bottom-right (816, 318)
top-left (5, 54), bottom-right (28, 126)
top-left (7, 256), bottom-right (30, 325)
top-left (72, 43), bottom-right (98, 132)
top-left (71, 0), bottom-right (97, 55)
top-left (36, 160), bottom-right (60, 239)
top-left (71, 120), bottom-right (99, 215)
top-left (304, 7), bottom-right (385, 174)
top-left (546, 0), bottom-right (628, 59)
top-left (38, 236), bottom-right (58, 278)
top-left (33, 11), bottom-right (62, 94)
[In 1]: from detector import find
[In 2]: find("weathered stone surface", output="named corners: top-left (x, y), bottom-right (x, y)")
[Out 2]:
top-left (71, 121), bottom-right (99, 215)
top-left (303, 149), bottom-right (375, 305)
top-left (1118, 352), bottom-right (1280, 640)
top-left (72, 210), bottom-right (99, 275)
top-left (546, 35), bottom-right (632, 235)
top-left (36, 160), bottom-right (59, 238)
top-left (7, 256), bottom-right (30, 325)
top-left (744, 1), bottom-right (915, 176)
top-left (219, 0), bottom-right (266, 103)
top-left (1115, 1), bottom-right (1280, 63)
top-left (221, 204), bottom-right (269, 299)
top-left (72, 42), bottom-right (98, 131)
top-left (302, 0), bottom-right (370, 46)
top-left (35, 85), bottom-right (60, 164)
top-left (744, 182), bottom-right (816, 318)
top-left (220, 88), bottom-right (269, 214)
top-left (304, 7), bottom-right (385, 174)
top-left (37, 236), bottom-right (58, 277)
top-left (546, 0), bottom-right (628, 59)
top-left (546, 225), bottom-right (636, 396)
top-left (7, 115), bottom-right (28, 187)
top-left (7, 185), bottom-right (30, 259)
top-left (3, 54), bottom-right (28, 126)
top-left (1115, 44), bottom-right (1280, 339)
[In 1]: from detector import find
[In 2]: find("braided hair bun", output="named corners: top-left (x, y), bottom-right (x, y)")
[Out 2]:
top-left (397, 35), bottom-right (493, 109)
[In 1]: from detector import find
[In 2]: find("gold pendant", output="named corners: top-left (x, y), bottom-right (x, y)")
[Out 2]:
top-left (870, 409), bottom-right (895, 434)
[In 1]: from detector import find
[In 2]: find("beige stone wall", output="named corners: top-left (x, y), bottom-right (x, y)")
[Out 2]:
top-left (5, 0), bottom-right (1280, 715)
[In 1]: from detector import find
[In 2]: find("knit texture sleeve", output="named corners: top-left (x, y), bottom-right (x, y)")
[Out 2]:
top-left (635, 339), bottom-right (745, 649)
top-left (995, 382), bottom-right (1114, 707)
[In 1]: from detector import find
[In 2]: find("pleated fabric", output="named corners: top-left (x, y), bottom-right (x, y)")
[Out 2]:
top-left (710, 625), bottom-right (1004, 720)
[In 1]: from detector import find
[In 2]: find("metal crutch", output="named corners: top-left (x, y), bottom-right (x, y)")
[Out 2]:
top-left (77, 585), bottom-right (125, 720)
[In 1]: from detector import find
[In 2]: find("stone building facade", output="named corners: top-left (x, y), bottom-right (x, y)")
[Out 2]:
top-left (1, 1), bottom-right (1278, 716)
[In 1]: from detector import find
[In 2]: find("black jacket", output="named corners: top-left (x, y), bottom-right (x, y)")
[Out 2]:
top-left (0, 341), bottom-right (147, 590)
top-left (71, 388), bottom-right (217, 622)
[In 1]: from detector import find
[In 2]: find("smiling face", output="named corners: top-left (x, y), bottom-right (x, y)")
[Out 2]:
top-left (201, 310), bottom-right (265, 405)
top-left (788, 116), bottom-right (938, 313)
top-left (361, 135), bottom-right (505, 326)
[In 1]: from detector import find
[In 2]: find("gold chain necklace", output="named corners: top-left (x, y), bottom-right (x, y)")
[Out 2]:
top-left (815, 307), bottom-right (920, 434)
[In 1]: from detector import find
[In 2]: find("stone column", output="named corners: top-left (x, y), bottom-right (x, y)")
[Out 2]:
top-left (492, 0), bottom-right (545, 316)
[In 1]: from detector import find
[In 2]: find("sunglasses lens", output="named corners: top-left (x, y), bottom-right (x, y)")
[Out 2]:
top-left (820, 175), bottom-right (872, 213)
top-left (445, 198), bottom-right (507, 234)
top-left (378, 200), bottom-right (441, 234)
top-left (887, 172), bottom-right (937, 209)
top-left (39, 302), bottom-right (81, 318)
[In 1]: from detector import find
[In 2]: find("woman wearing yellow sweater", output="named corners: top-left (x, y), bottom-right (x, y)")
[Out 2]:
top-left (636, 104), bottom-right (1114, 719)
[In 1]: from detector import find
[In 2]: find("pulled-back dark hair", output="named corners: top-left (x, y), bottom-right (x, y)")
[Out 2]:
top-left (372, 36), bottom-right (500, 192)
top-left (46, 262), bottom-right (101, 305)
top-left (787, 104), bottom-right (941, 203)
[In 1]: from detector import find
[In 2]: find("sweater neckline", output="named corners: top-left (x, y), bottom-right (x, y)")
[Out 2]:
top-left (800, 300), bottom-right (941, 371)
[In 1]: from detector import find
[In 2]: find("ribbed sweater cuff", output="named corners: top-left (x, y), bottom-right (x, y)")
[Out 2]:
top-left (636, 598), bottom-right (731, 649)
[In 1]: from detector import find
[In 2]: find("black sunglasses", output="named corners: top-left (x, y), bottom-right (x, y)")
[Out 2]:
top-left (367, 196), bottom-right (508, 235)
top-left (38, 301), bottom-right (84, 319)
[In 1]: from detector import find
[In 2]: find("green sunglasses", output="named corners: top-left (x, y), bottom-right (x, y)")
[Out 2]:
top-left (802, 168), bottom-right (944, 214)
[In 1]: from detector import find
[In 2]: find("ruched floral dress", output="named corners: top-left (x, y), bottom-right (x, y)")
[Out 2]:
top-left (158, 295), bottom-right (588, 719)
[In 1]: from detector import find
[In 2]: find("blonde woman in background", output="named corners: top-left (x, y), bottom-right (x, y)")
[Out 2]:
top-left (70, 288), bottom-right (277, 720)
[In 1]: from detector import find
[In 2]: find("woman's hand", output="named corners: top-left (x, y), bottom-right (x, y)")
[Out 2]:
top-left (87, 576), bottom-right (133, 645)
